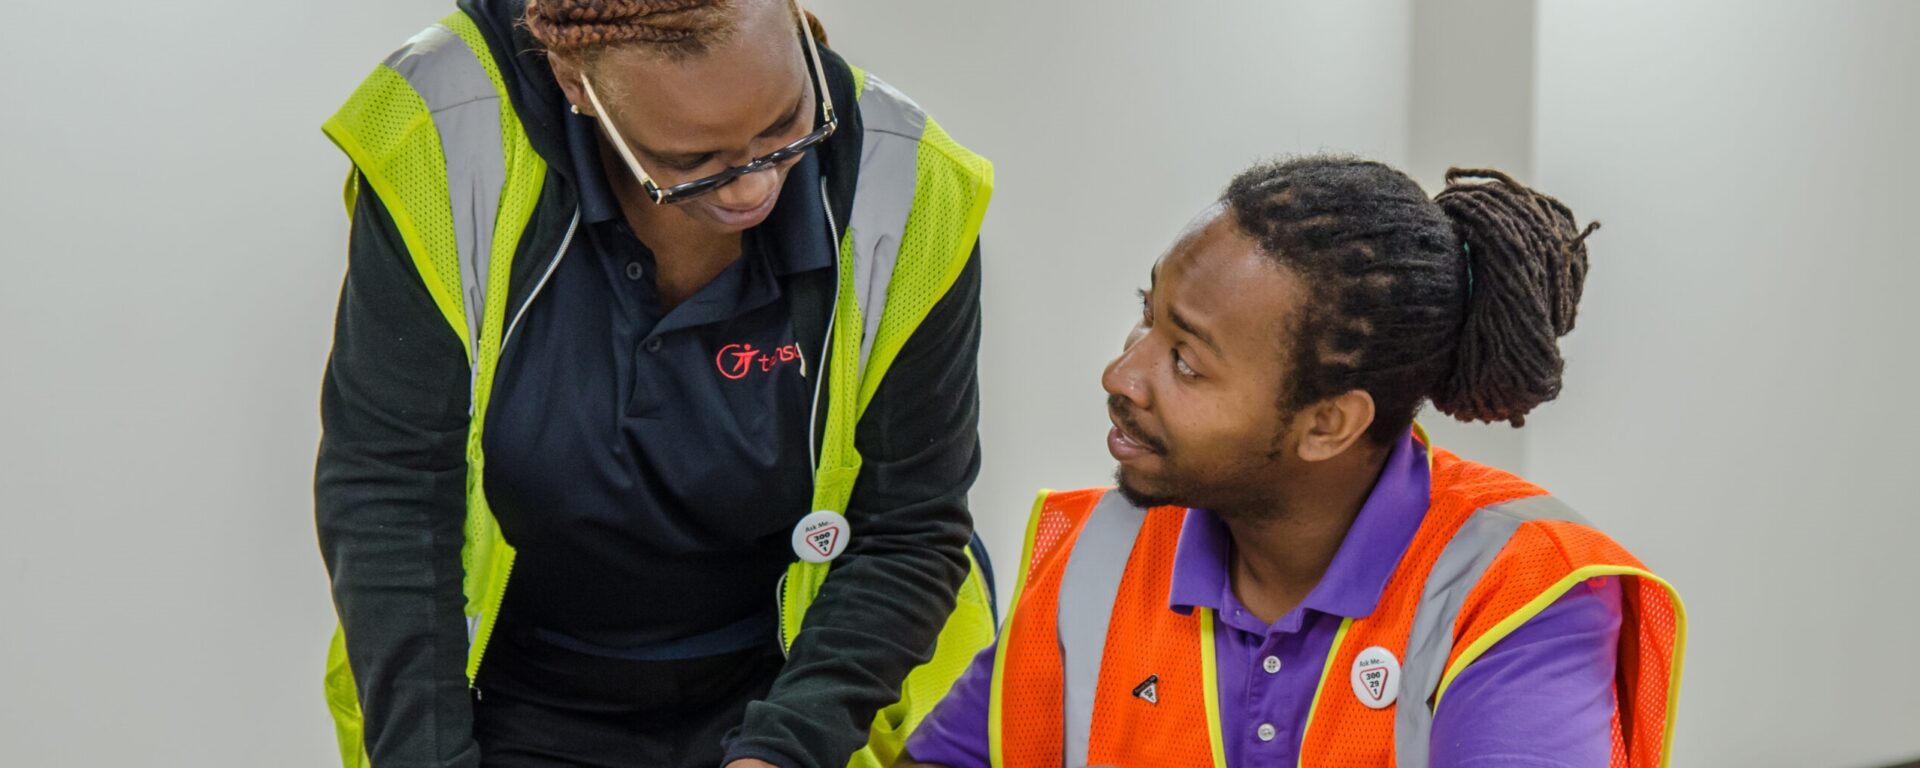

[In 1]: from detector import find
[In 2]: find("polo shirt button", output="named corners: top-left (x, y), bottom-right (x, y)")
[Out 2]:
top-left (1257, 723), bottom-right (1277, 742)
top-left (644, 337), bottom-right (663, 353)
top-left (1263, 656), bottom-right (1282, 674)
top-left (625, 261), bottom-right (644, 281)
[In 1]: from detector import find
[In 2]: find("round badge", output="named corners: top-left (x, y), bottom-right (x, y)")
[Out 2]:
top-left (1350, 646), bottom-right (1401, 709)
top-left (791, 510), bottom-right (851, 563)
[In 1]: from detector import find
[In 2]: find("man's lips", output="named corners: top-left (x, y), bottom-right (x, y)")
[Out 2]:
top-left (1108, 407), bottom-right (1163, 461)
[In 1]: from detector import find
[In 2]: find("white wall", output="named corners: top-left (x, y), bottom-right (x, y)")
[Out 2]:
top-left (1529, 2), bottom-right (1920, 766)
top-left (0, 2), bottom-right (449, 765)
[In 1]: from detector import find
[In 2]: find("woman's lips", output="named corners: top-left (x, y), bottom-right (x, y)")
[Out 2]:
top-left (701, 190), bottom-right (778, 229)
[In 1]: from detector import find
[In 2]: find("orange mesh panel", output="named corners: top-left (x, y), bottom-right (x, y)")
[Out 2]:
top-left (1621, 575), bottom-right (1679, 768)
top-left (1028, 488), bottom-right (1103, 585)
top-left (1449, 520), bottom-right (1678, 768)
top-left (997, 489), bottom-right (1102, 768)
top-left (1301, 449), bottom-right (1547, 765)
top-left (1085, 507), bottom-right (1214, 767)
top-left (1611, 707), bottom-right (1627, 766)
top-left (1447, 521), bottom-right (1646, 671)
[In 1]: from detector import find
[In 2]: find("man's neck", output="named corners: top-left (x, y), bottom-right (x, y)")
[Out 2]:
top-left (1220, 449), bottom-right (1388, 625)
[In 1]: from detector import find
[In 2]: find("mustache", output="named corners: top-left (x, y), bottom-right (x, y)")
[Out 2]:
top-left (1107, 395), bottom-right (1168, 453)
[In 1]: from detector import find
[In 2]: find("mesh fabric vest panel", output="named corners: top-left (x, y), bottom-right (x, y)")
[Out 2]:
top-left (991, 448), bottom-right (1685, 767)
top-left (1084, 506), bottom-right (1219, 767)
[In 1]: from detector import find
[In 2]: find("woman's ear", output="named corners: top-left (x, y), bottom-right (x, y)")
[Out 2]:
top-left (549, 55), bottom-right (595, 117)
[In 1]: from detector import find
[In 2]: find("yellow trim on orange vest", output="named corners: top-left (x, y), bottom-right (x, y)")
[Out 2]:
top-left (1411, 420), bottom-right (1435, 473)
top-left (1296, 616), bottom-right (1355, 768)
top-left (1659, 576), bottom-right (1689, 768)
top-left (1432, 564), bottom-right (1687, 767)
top-left (988, 488), bottom-right (1054, 768)
top-left (1196, 608), bottom-right (1229, 768)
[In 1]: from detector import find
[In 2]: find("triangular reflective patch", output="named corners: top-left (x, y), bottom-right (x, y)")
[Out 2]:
top-left (1132, 674), bottom-right (1160, 705)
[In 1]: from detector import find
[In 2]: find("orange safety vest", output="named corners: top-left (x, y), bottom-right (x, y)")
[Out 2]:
top-left (988, 444), bottom-right (1685, 768)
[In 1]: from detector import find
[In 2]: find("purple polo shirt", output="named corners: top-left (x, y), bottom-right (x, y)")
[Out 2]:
top-left (907, 431), bottom-right (1624, 767)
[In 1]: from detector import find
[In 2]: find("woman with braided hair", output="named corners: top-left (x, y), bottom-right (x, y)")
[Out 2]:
top-left (902, 156), bottom-right (1683, 768)
top-left (315, 1), bottom-right (995, 766)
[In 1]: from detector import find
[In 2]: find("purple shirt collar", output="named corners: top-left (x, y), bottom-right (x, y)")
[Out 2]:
top-left (1168, 429), bottom-right (1430, 628)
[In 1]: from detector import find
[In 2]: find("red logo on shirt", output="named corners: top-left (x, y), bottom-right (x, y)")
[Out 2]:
top-left (716, 343), bottom-right (803, 380)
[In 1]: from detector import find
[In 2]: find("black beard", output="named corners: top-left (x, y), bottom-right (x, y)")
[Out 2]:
top-left (1114, 467), bottom-right (1185, 510)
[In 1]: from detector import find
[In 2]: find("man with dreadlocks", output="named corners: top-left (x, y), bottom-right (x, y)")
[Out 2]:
top-left (315, 1), bottom-right (996, 767)
top-left (900, 157), bottom-right (1685, 768)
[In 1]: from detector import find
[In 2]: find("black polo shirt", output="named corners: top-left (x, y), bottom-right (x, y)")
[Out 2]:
top-left (481, 110), bottom-right (834, 657)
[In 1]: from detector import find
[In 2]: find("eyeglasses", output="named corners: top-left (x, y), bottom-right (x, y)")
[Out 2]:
top-left (580, 0), bottom-right (838, 205)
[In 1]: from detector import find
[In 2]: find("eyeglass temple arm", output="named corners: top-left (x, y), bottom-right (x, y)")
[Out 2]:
top-left (796, 0), bottom-right (834, 125)
top-left (580, 76), bottom-right (662, 195)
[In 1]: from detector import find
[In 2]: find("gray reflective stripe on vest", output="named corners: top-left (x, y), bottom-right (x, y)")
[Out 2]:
top-left (1057, 490), bottom-right (1151, 766)
top-left (844, 73), bottom-right (926, 372)
top-left (383, 24), bottom-right (505, 364)
top-left (1392, 494), bottom-right (1588, 767)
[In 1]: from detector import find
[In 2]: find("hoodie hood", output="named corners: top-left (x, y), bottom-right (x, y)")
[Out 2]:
top-left (457, 0), bottom-right (579, 183)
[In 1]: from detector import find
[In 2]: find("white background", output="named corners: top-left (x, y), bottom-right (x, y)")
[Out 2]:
top-left (1, 1), bottom-right (1914, 766)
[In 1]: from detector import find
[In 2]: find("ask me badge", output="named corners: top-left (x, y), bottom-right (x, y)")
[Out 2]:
top-left (1350, 646), bottom-right (1401, 710)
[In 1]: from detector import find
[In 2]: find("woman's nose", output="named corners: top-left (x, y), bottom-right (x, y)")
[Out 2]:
top-left (711, 166), bottom-right (780, 209)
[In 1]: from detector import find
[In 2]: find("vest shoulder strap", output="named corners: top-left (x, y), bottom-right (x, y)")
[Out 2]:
top-left (789, 67), bottom-right (997, 642)
top-left (322, 10), bottom-right (547, 370)
top-left (839, 67), bottom-right (994, 409)
top-left (1056, 491), bottom-right (1152, 765)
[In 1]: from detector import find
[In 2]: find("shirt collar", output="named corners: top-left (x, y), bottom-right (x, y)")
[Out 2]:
top-left (758, 151), bottom-right (832, 276)
top-left (1167, 428), bottom-right (1431, 624)
top-left (566, 110), bottom-right (622, 225)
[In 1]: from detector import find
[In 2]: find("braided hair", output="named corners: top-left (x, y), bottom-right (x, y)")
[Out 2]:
top-left (524, 0), bottom-right (827, 61)
top-left (1222, 156), bottom-right (1599, 444)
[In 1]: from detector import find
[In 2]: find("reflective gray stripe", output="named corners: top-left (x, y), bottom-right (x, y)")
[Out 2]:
top-left (1393, 494), bottom-right (1587, 767)
top-left (844, 73), bottom-right (926, 373)
top-left (1058, 490), bottom-right (1150, 766)
top-left (384, 23), bottom-right (505, 363)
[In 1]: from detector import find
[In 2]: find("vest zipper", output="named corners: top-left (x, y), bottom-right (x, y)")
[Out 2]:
top-left (501, 208), bottom-right (581, 354)
top-left (468, 208), bottom-right (581, 678)
top-left (778, 180), bottom-right (843, 658)
top-left (775, 571), bottom-right (791, 658)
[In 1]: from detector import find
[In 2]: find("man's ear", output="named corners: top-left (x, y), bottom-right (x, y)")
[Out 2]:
top-left (1295, 389), bottom-right (1376, 463)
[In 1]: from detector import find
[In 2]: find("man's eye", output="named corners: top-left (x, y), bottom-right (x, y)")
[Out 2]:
top-left (1173, 349), bottom-right (1197, 378)
top-left (1137, 289), bottom-right (1153, 325)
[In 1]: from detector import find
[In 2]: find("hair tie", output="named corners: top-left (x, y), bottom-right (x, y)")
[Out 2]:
top-left (1462, 241), bottom-right (1475, 298)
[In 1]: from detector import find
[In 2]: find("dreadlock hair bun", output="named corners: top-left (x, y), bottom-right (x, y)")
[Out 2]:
top-left (1431, 168), bottom-right (1598, 427)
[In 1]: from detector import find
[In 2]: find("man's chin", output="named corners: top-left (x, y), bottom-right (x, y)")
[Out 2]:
top-left (1114, 467), bottom-right (1185, 510)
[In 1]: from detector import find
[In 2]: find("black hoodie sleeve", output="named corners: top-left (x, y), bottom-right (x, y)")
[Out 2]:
top-left (316, 178), bottom-right (482, 768)
top-left (725, 245), bottom-right (984, 768)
